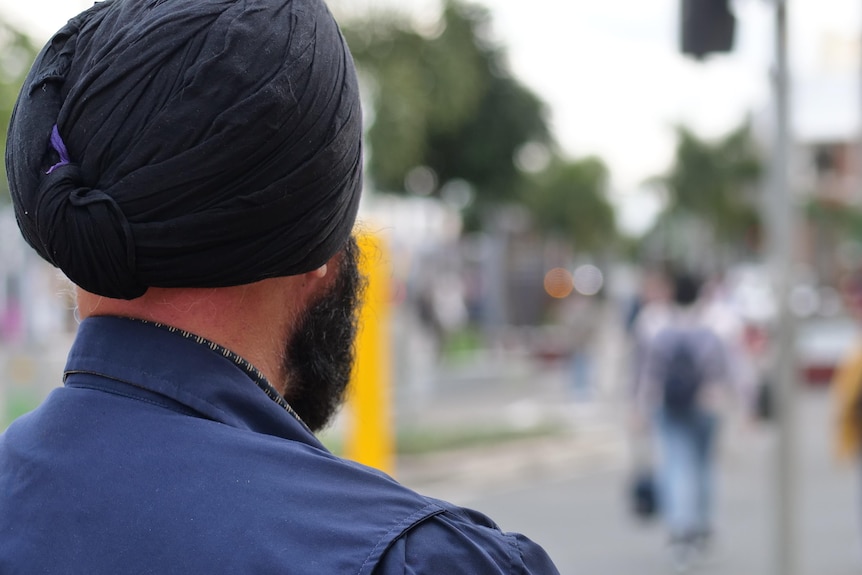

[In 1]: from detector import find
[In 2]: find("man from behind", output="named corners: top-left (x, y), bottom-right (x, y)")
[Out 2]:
top-left (637, 272), bottom-right (730, 572)
top-left (0, 1), bottom-right (559, 573)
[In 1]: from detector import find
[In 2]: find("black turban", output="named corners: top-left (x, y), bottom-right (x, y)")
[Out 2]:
top-left (6, 0), bottom-right (363, 299)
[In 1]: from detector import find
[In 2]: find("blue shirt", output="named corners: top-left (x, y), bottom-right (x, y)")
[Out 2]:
top-left (0, 317), bottom-right (559, 574)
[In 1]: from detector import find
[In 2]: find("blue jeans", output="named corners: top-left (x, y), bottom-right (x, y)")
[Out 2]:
top-left (568, 350), bottom-right (593, 401)
top-left (655, 409), bottom-right (719, 539)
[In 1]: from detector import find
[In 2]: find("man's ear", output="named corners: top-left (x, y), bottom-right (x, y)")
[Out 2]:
top-left (310, 263), bottom-right (327, 279)
top-left (299, 258), bottom-right (335, 296)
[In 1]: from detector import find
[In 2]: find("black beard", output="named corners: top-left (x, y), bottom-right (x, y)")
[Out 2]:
top-left (281, 237), bottom-right (364, 432)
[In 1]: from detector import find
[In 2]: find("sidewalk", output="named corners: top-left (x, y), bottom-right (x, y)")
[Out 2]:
top-left (395, 404), bottom-right (627, 502)
top-left (395, 378), bottom-right (861, 574)
top-left (392, 300), bottom-right (632, 499)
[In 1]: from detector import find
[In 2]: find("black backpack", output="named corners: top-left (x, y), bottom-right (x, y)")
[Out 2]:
top-left (662, 338), bottom-right (703, 415)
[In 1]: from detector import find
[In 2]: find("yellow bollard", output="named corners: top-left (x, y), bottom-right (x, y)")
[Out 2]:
top-left (344, 232), bottom-right (394, 475)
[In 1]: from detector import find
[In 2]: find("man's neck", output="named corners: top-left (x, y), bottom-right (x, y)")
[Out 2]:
top-left (75, 283), bottom-right (293, 392)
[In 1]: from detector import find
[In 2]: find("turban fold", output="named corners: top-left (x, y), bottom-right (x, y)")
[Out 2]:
top-left (6, 0), bottom-right (363, 299)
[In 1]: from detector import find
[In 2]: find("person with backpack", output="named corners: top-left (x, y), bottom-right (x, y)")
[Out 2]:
top-left (636, 272), bottom-right (730, 570)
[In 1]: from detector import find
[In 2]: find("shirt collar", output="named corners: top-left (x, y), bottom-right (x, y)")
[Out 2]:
top-left (64, 316), bottom-right (320, 445)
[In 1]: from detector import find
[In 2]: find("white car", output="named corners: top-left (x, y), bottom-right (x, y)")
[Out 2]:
top-left (795, 316), bottom-right (861, 386)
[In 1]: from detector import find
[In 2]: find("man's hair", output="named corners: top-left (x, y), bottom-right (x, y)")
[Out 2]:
top-left (7, 0), bottom-right (362, 299)
top-left (672, 272), bottom-right (702, 306)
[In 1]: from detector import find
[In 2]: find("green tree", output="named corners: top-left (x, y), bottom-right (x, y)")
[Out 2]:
top-left (653, 121), bottom-right (762, 243)
top-left (520, 156), bottom-right (617, 252)
top-left (341, 1), bottom-right (550, 223)
top-left (0, 19), bottom-right (38, 203)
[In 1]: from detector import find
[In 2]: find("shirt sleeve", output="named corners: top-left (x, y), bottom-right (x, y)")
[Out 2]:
top-left (371, 503), bottom-right (560, 575)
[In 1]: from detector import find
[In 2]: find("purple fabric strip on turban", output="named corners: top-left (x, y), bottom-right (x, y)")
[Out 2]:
top-left (6, 0), bottom-right (363, 299)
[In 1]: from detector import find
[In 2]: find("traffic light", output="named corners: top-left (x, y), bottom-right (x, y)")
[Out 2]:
top-left (680, 0), bottom-right (736, 59)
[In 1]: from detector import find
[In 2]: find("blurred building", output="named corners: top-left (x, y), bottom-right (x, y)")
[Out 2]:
top-left (742, 29), bottom-right (862, 297)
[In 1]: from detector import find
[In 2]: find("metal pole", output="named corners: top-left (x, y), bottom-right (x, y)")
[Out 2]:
top-left (769, 1), bottom-right (799, 574)
top-left (859, 0), bottom-right (862, 203)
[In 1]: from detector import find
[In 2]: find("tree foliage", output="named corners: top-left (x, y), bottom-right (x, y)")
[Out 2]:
top-left (341, 1), bottom-right (550, 217)
top-left (807, 197), bottom-right (862, 239)
top-left (0, 19), bottom-right (38, 203)
top-left (653, 121), bottom-right (762, 242)
top-left (520, 157), bottom-right (617, 252)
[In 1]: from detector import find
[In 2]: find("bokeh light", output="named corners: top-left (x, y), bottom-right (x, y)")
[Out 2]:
top-left (543, 267), bottom-right (574, 299)
top-left (573, 264), bottom-right (603, 296)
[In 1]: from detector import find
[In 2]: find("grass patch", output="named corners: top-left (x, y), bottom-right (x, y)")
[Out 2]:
top-left (440, 327), bottom-right (484, 365)
top-left (1, 389), bottom-right (42, 431)
top-left (320, 421), bottom-right (566, 457)
top-left (395, 422), bottom-right (564, 455)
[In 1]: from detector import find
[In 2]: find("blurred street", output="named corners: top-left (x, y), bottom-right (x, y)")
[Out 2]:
top-left (395, 304), bottom-right (862, 575)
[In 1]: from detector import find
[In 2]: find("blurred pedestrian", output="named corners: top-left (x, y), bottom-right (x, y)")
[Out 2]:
top-left (832, 337), bottom-right (862, 463)
top-left (635, 271), bottom-right (731, 571)
top-left (832, 269), bottom-right (862, 561)
top-left (0, 1), bottom-right (560, 573)
top-left (628, 265), bottom-right (672, 407)
top-left (700, 274), bottom-right (761, 423)
top-left (627, 263), bottom-right (674, 342)
top-left (559, 291), bottom-right (603, 401)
